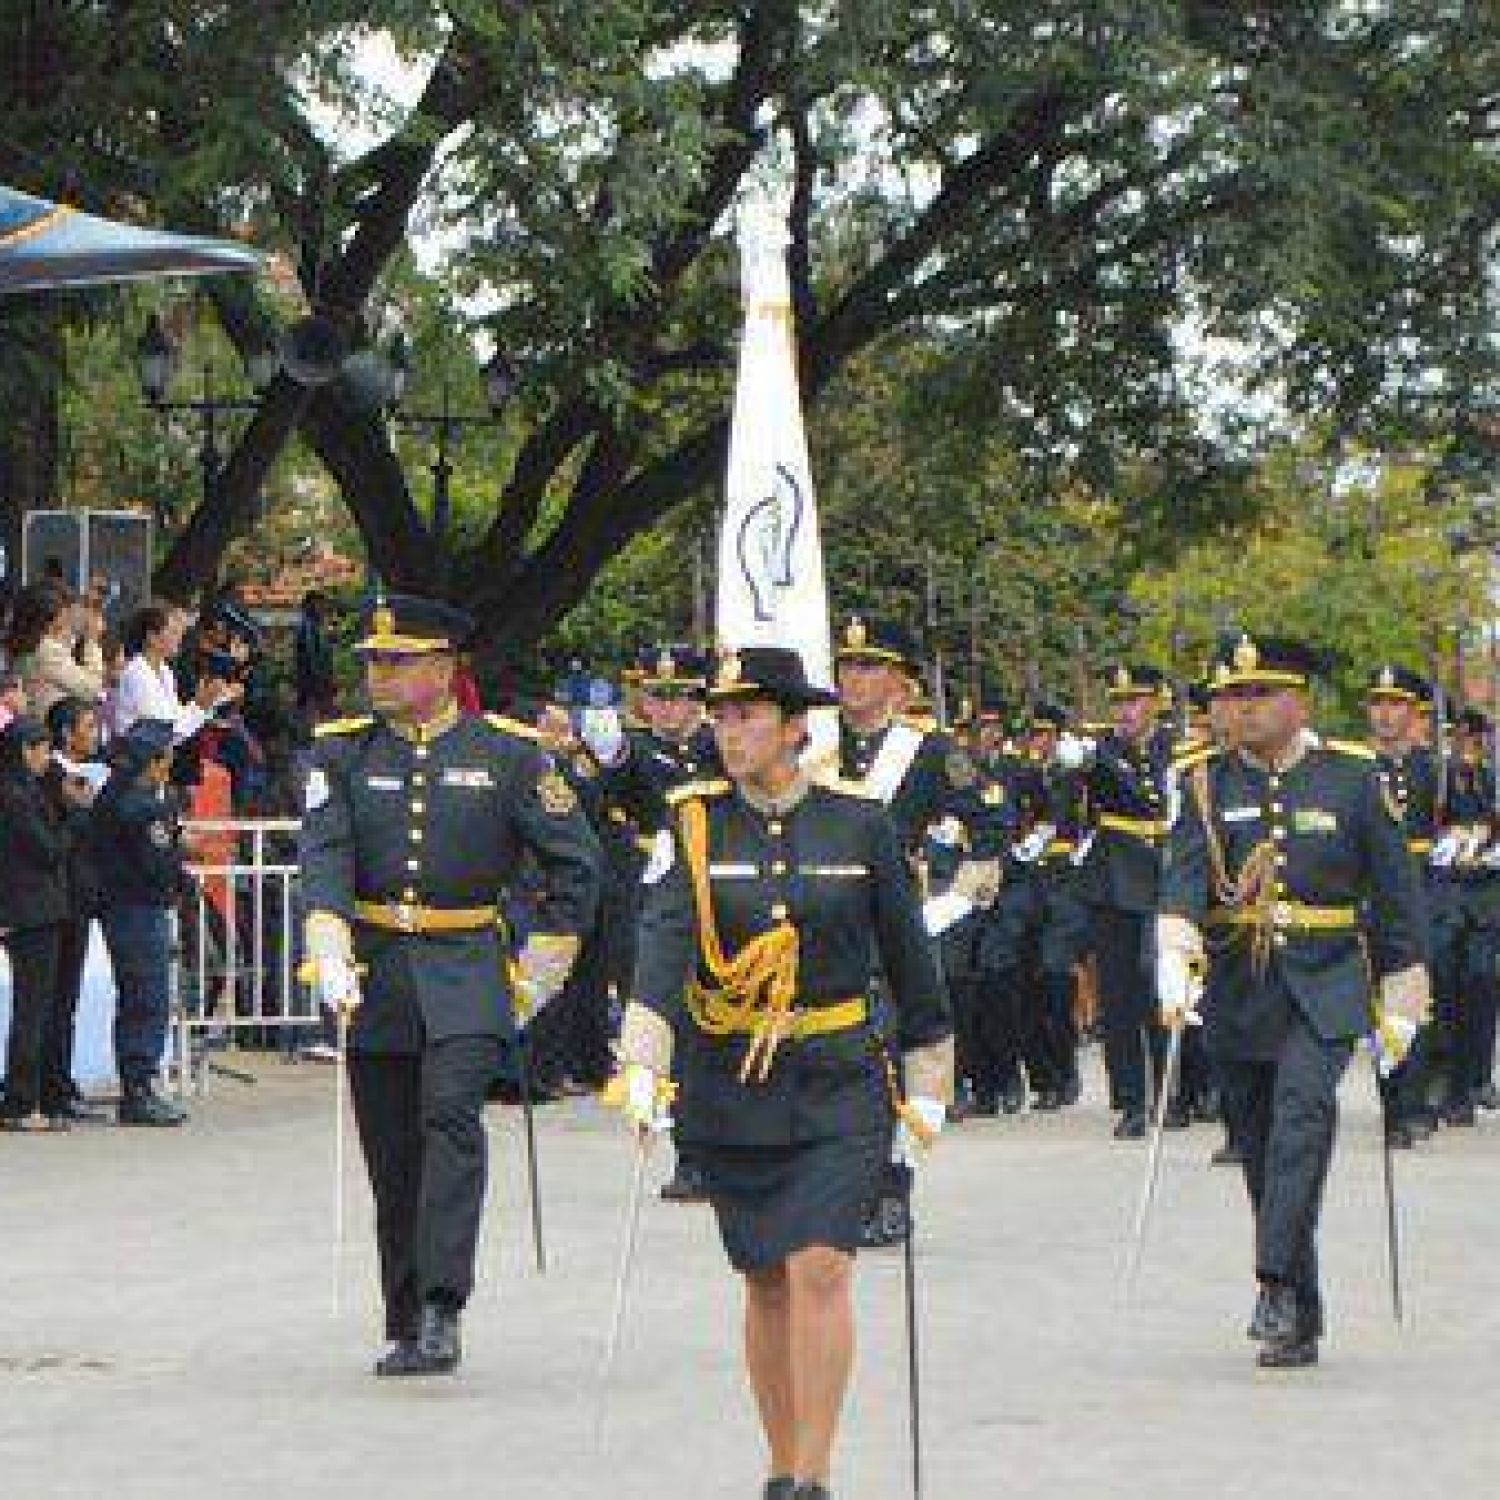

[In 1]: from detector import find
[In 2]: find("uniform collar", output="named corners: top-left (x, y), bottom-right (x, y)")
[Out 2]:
top-left (385, 701), bottom-right (462, 745)
top-left (737, 771), bottom-right (811, 819)
top-left (1239, 727), bottom-right (1320, 774)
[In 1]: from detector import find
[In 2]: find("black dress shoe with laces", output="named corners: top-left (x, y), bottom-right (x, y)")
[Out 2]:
top-left (374, 1339), bottom-right (427, 1378)
top-left (794, 1486), bottom-right (832, 1500)
top-left (416, 1301), bottom-right (462, 1374)
top-left (1113, 1111), bottom-right (1147, 1140)
top-left (118, 1087), bottom-right (186, 1127)
top-left (763, 1479), bottom-right (797, 1500)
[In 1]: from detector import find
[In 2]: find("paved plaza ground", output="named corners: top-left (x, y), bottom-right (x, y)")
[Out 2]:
top-left (1, 1051), bottom-right (1497, 1499)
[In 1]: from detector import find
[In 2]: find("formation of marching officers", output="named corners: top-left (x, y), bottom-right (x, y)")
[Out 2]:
top-left (296, 595), bottom-right (1480, 1494)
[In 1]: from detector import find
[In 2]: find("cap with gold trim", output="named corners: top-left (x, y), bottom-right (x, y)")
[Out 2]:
top-left (1212, 632), bottom-right (1322, 691)
top-left (640, 642), bottom-right (709, 694)
top-left (355, 593), bottom-right (474, 656)
top-left (707, 646), bottom-right (839, 710)
top-left (834, 615), bottom-right (921, 676)
top-left (1105, 663), bottom-right (1169, 701)
top-left (1364, 663), bottom-right (1427, 704)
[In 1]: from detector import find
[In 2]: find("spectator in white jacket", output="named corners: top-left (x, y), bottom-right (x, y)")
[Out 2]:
top-left (7, 583), bottom-right (105, 722)
top-left (115, 599), bottom-right (237, 744)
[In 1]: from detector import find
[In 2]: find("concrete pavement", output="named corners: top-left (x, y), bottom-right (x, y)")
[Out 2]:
top-left (1, 1052), bottom-right (1497, 1499)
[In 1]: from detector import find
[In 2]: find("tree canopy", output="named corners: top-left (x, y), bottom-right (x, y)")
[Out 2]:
top-left (2, 2), bottom-right (1497, 668)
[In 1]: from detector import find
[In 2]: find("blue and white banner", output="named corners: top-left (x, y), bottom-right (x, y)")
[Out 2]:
top-left (716, 198), bottom-right (834, 705)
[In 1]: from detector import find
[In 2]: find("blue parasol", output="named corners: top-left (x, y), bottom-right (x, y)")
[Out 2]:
top-left (0, 184), bottom-right (260, 296)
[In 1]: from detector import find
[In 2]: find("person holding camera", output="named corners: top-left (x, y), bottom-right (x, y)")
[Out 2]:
top-left (115, 600), bottom-right (237, 744)
top-left (91, 718), bottom-right (191, 1127)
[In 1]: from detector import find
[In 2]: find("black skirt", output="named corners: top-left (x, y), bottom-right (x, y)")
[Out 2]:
top-left (698, 1130), bottom-right (888, 1274)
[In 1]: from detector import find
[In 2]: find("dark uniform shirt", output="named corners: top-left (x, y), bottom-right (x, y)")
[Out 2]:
top-left (89, 776), bottom-right (187, 911)
top-left (1078, 727), bottom-right (1175, 913)
top-left (633, 778), bottom-right (951, 1147)
top-left (1160, 738), bottom-right (1427, 1060)
top-left (834, 715), bottom-right (1003, 858)
top-left (596, 722), bottom-right (722, 837)
top-left (0, 769), bottom-right (70, 930)
top-left (299, 712), bottom-right (601, 1054)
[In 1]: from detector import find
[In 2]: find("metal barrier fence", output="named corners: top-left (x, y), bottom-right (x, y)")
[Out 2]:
top-left (170, 817), bottom-right (314, 1096)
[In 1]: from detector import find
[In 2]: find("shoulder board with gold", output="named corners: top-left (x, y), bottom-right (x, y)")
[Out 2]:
top-left (483, 713), bottom-right (542, 743)
top-left (665, 778), bottom-right (732, 806)
top-left (897, 713), bottom-right (938, 734)
top-left (313, 716), bottom-right (375, 739)
top-left (1171, 742), bottom-right (1221, 774)
top-left (1324, 738), bottom-right (1377, 762)
top-left (816, 774), bottom-right (881, 802)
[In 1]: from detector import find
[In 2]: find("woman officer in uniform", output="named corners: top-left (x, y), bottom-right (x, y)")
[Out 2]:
top-left (614, 646), bottom-right (953, 1500)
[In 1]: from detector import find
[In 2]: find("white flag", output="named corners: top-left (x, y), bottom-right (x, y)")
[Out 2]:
top-left (716, 198), bottom-right (833, 695)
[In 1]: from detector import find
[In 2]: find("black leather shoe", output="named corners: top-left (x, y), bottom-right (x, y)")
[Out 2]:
top-left (118, 1088), bottom-right (187, 1127)
top-left (794, 1486), bottom-right (832, 1500)
top-left (1061, 1074), bottom-right (1082, 1107)
top-left (1442, 1099), bottom-right (1476, 1127)
top-left (1257, 1336), bottom-right (1318, 1370)
top-left (970, 1094), bottom-right (1000, 1117)
top-left (764, 1480), bottom-right (797, 1500)
top-left (1000, 1084), bottom-right (1026, 1115)
top-left (660, 1161), bottom-right (709, 1204)
top-left (415, 1302), bottom-right (462, 1374)
top-left (1212, 1142), bottom-right (1247, 1167)
top-left (859, 1193), bottom-right (910, 1249)
top-left (1406, 1111), bottom-right (1437, 1141)
top-left (1386, 1121), bottom-right (1416, 1150)
top-left (48, 1098), bottom-right (109, 1124)
top-left (1113, 1111), bottom-right (1147, 1141)
top-left (373, 1338), bottom-right (427, 1378)
top-left (1476, 1083), bottom-right (1499, 1111)
top-left (1162, 1100), bottom-right (1192, 1130)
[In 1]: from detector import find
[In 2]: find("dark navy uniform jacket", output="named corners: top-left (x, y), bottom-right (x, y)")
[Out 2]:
top-left (633, 778), bottom-right (951, 1147)
top-left (1078, 727), bottom-right (1175, 914)
top-left (1160, 739), bottom-right (1427, 1060)
top-left (596, 722), bottom-right (722, 837)
top-left (834, 716), bottom-right (1004, 858)
top-left (299, 711), bottom-right (601, 1055)
top-left (90, 776), bottom-right (188, 911)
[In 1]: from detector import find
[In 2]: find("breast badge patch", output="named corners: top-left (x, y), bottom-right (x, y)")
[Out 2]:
top-left (537, 770), bottom-right (578, 816)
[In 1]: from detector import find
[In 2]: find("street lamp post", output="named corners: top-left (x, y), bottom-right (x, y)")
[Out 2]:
top-left (386, 333), bottom-right (515, 585)
top-left (135, 312), bottom-right (276, 512)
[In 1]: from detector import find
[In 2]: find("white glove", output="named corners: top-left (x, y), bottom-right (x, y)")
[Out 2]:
top-left (1069, 831), bottom-right (1096, 867)
top-left (1428, 830), bottom-right (1463, 869)
top-left (922, 891), bottom-right (973, 936)
top-left (892, 1096), bottom-right (947, 1166)
top-left (928, 815), bottom-right (965, 848)
top-left (1054, 733), bottom-right (1094, 770)
top-left (1367, 1014), bottom-right (1418, 1078)
top-left (1013, 824), bottom-right (1055, 864)
top-left (303, 914), bottom-right (361, 1013)
top-left (579, 708), bottom-right (625, 767)
top-left (515, 933), bottom-right (581, 1019)
top-left (1155, 915), bottom-right (1205, 1029)
top-left (614, 1062), bottom-right (674, 1133)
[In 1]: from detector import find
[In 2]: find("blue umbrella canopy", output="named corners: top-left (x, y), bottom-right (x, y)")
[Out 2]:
top-left (0, 185), bottom-right (261, 296)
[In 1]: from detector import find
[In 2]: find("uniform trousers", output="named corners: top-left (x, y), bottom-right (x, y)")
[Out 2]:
top-left (1217, 1013), bottom-right (1352, 1327)
top-left (349, 1035), bottom-right (504, 1340)
top-left (1091, 906), bottom-right (1168, 1114)
top-left (101, 905), bottom-right (172, 1092)
top-left (2, 925), bottom-right (62, 1117)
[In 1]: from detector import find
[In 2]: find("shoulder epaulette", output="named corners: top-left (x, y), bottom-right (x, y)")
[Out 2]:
top-left (897, 713), bottom-right (938, 734)
top-left (816, 774), bottom-right (881, 801)
top-left (1325, 738), bottom-right (1377, 761)
top-left (1171, 743), bottom-right (1222, 773)
top-left (313, 716), bottom-right (374, 739)
top-left (484, 713), bottom-right (542, 743)
top-left (665, 778), bottom-right (732, 806)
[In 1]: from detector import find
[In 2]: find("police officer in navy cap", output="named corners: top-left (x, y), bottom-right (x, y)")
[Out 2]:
top-left (92, 717), bottom-right (190, 1126)
top-left (1160, 632), bottom-right (1429, 1368)
top-left (579, 640), bottom-right (723, 1202)
top-left (299, 593), bottom-right (600, 1377)
top-left (1065, 663), bottom-right (1177, 1138)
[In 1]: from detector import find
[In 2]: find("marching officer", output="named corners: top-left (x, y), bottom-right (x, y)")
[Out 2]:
top-left (1068, 664), bottom-right (1177, 1138)
top-left (299, 594), bottom-right (600, 1378)
top-left (820, 616), bottom-right (1001, 1243)
top-left (612, 645), bottom-right (953, 1500)
top-left (1158, 634), bottom-right (1429, 1369)
top-left (1365, 665), bottom-right (1447, 1144)
top-left (582, 642), bottom-right (722, 1201)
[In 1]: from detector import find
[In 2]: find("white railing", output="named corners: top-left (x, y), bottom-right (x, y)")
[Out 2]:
top-left (170, 817), bottom-right (314, 1095)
